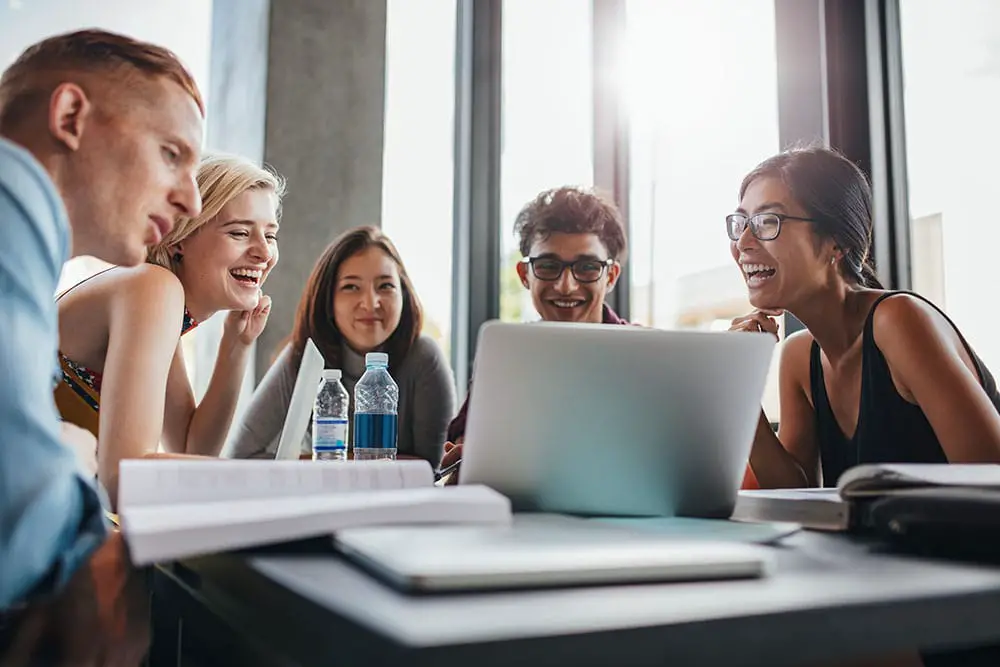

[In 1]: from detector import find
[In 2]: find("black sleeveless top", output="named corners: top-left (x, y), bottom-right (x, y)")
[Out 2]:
top-left (810, 291), bottom-right (1000, 487)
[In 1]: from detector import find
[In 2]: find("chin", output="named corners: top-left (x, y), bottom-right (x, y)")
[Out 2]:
top-left (748, 290), bottom-right (783, 311)
top-left (227, 293), bottom-right (260, 312)
top-left (540, 309), bottom-right (581, 323)
top-left (116, 242), bottom-right (148, 268)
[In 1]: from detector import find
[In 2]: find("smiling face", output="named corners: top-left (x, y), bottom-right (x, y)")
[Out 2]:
top-left (731, 176), bottom-right (839, 310)
top-left (333, 246), bottom-right (404, 354)
top-left (173, 188), bottom-right (279, 312)
top-left (516, 231), bottom-right (620, 323)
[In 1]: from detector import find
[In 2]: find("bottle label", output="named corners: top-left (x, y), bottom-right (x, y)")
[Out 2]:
top-left (313, 417), bottom-right (348, 452)
top-left (353, 413), bottom-right (397, 450)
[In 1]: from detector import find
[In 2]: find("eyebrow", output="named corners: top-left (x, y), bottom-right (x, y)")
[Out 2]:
top-left (736, 201), bottom-right (788, 215)
top-left (339, 274), bottom-right (397, 281)
top-left (534, 252), bottom-right (606, 261)
top-left (221, 219), bottom-right (280, 230)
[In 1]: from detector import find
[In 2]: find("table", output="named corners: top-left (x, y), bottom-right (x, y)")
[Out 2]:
top-left (149, 521), bottom-right (1000, 667)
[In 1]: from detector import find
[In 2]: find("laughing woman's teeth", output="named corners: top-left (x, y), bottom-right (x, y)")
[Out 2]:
top-left (231, 268), bottom-right (262, 284)
top-left (742, 263), bottom-right (776, 281)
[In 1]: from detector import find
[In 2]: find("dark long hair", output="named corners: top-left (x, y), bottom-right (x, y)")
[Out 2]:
top-left (287, 226), bottom-right (423, 373)
top-left (739, 145), bottom-right (883, 289)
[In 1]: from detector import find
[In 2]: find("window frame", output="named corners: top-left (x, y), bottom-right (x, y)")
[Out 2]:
top-left (449, 0), bottom-right (912, 383)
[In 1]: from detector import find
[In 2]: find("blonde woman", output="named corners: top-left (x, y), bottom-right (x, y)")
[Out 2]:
top-left (55, 153), bottom-right (285, 506)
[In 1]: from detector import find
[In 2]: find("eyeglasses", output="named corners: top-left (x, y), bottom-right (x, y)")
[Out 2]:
top-left (726, 212), bottom-right (816, 241)
top-left (521, 256), bottom-right (615, 283)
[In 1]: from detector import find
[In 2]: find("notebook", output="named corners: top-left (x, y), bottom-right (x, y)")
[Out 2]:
top-left (730, 488), bottom-right (850, 531)
top-left (117, 459), bottom-right (512, 565)
top-left (334, 514), bottom-right (772, 593)
top-left (731, 463), bottom-right (1000, 531)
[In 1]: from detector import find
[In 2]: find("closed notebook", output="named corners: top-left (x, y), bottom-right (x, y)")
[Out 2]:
top-left (117, 459), bottom-right (512, 565)
top-left (731, 463), bottom-right (1000, 532)
top-left (730, 488), bottom-right (850, 531)
top-left (334, 515), bottom-right (773, 593)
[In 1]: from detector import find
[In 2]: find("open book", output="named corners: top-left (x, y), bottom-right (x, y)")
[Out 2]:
top-left (731, 463), bottom-right (1000, 531)
top-left (117, 459), bottom-right (512, 565)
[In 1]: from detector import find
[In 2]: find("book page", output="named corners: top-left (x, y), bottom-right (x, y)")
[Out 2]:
top-left (118, 459), bottom-right (434, 509)
top-left (120, 484), bottom-right (512, 565)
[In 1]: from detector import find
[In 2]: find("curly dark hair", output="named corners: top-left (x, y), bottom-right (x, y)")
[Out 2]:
top-left (514, 186), bottom-right (628, 261)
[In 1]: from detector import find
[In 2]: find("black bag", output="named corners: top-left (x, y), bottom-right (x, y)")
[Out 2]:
top-left (865, 487), bottom-right (1000, 563)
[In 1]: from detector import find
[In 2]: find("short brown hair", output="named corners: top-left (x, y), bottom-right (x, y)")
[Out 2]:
top-left (288, 226), bottom-right (424, 374)
top-left (514, 186), bottom-right (628, 261)
top-left (0, 29), bottom-right (204, 130)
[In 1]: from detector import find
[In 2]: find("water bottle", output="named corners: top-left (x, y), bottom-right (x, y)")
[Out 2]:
top-left (353, 352), bottom-right (398, 461)
top-left (313, 369), bottom-right (349, 461)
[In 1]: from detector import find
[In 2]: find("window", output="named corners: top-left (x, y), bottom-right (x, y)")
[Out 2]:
top-left (499, 0), bottom-right (594, 322)
top-left (899, 0), bottom-right (1000, 372)
top-left (625, 0), bottom-right (783, 416)
top-left (381, 0), bottom-right (458, 359)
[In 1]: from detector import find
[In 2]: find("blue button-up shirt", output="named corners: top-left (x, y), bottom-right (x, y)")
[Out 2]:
top-left (0, 137), bottom-right (107, 610)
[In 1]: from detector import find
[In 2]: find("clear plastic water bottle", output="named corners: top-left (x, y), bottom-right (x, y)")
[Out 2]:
top-left (313, 369), bottom-right (349, 461)
top-left (353, 352), bottom-right (398, 461)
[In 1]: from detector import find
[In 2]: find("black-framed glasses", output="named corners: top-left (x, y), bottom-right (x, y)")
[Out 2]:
top-left (726, 212), bottom-right (816, 241)
top-left (521, 256), bottom-right (615, 283)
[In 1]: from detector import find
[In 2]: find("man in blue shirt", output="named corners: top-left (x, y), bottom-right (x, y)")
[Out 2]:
top-left (0, 29), bottom-right (203, 661)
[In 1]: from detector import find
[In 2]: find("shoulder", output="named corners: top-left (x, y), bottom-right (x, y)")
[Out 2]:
top-left (0, 138), bottom-right (68, 268)
top-left (401, 336), bottom-right (454, 391)
top-left (779, 329), bottom-right (816, 387)
top-left (783, 328), bottom-right (815, 357)
top-left (405, 335), bottom-right (449, 367)
top-left (0, 139), bottom-right (62, 217)
top-left (107, 264), bottom-right (185, 317)
top-left (255, 343), bottom-right (298, 395)
top-left (870, 292), bottom-right (954, 354)
top-left (116, 264), bottom-right (184, 298)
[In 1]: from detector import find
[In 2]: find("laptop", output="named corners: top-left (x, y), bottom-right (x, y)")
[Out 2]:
top-left (334, 514), bottom-right (772, 593)
top-left (274, 338), bottom-right (325, 460)
top-left (460, 321), bottom-right (776, 518)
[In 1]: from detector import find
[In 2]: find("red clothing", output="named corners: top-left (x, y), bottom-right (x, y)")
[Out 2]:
top-left (446, 304), bottom-right (630, 443)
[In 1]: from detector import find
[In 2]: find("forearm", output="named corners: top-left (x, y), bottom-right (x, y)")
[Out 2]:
top-left (747, 411), bottom-right (811, 489)
top-left (184, 338), bottom-right (252, 456)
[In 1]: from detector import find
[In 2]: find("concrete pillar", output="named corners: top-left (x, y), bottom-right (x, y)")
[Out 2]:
top-left (258, 0), bottom-right (388, 379)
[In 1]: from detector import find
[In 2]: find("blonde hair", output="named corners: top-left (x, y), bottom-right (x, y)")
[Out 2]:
top-left (147, 153), bottom-right (286, 269)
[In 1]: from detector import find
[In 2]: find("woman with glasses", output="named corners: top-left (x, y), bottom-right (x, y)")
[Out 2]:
top-left (228, 226), bottom-right (455, 468)
top-left (728, 146), bottom-right (1000, 496)
top-left (439, 186), bottom-right (630, 482)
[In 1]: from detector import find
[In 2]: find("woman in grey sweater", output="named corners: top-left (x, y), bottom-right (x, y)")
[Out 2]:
top-left (228, 226), bottom-right (455, 466)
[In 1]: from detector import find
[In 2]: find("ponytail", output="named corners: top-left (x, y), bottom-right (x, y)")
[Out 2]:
top-left (860, 261), bottom-right (883, 289)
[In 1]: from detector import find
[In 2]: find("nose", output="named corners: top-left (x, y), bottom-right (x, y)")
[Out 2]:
top-left (247, 229), bottom-right (272, 262)
top-left (735, 223), bottom-right (758, 253)
top-left (554, 265), bottom-right (579, 293)
top-left (170, 170), bottom-right (202, 220)
top-left (359, 286), bottom-right (379, 312)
